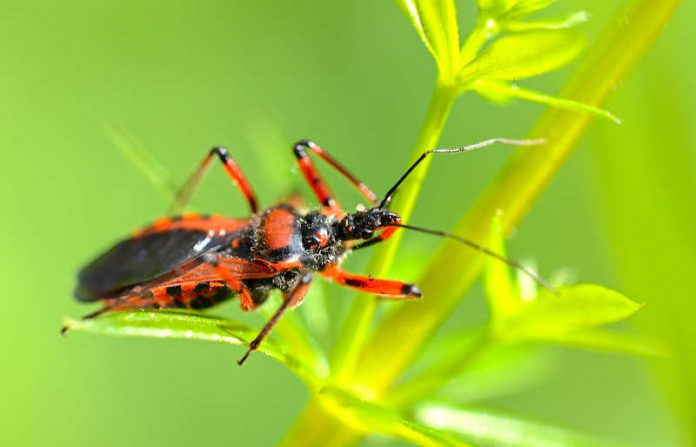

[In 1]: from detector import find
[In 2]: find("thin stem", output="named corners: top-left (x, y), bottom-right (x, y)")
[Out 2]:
top-left (349, 0), bottom-right (680, 398)
top-left (279, 399), bottom-right (362, 447)
top-left (329, 80), bottom-right (458, 385)
top-left (281, 0), bottom-right (678, 445)
top-left (282, 80), bottom-right (458, 447)
top-left (459, 15), bottom-right (491, 67)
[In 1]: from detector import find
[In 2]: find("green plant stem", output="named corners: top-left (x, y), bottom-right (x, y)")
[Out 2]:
top-left (279, 399), bottom-right (363, 447)
top-left (329, 80), bottom-right (457, 385)
top-left (459, 16), bottom-right (490, 66)
top-left (350, 0), bottom-right (679, 397)
top-left (283, 80), bottom-right (457, 447)
top-left (282, 0), bottom-right (677, 445)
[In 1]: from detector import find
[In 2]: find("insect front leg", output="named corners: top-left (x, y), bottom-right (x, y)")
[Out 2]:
top-left (293, 140), bottom-right (382, 217)
top-left (292, 140), bottom-right (378, 207)
top-left (237, 272), bottom-right (313, 365)
top-left (171, 147), bottom-right (259, 215)
top-left (321, 265), bottom-right (421, 299)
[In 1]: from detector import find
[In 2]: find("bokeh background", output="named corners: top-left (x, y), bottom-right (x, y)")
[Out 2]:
top-left (1, 1), bottom-right (694, 446)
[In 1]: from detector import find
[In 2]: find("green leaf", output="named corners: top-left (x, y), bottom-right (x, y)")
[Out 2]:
top-left (63, 310), bottom-right (321, 384)
top-left (396, 0), bottom-right (461, 77)
top-left (476, 0), bottom-right (498, 12)
top-left (472, 79), bottom-right (622, 124)
top-left (458, 30), bottom-right (585, 83)
top-left (390, 334), bottom-right (553, 406)
top-left (416, 402), bottom-right (620, 447)
top-left (534, 328), bottom-right (669, 357)
top-left (106, 124), bottom-right (178, 200)
top-left (484, 215), bottom-right (523, 323)
top-left (502, 284), bottom-right (642, 337)
top-left (438, 344), bottom-right (554, 403)
top-left (505, 11), bottom-right (589, 32)
top-left (478, 0), bottom-right (557, 17)
top-left (319, 387), bottom-right (468, 447)
top-left (504, 0), bottom-right (557, 20)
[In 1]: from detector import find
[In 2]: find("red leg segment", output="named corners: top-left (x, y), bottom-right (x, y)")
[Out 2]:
top-left (321, 265), bottom-right (421, 299)
top-left (293, 140), bottom-right (378, 215)
top-left (171, 147), bottom-right (259, 215)
top-left (238, 273), bottom-right (313, 365)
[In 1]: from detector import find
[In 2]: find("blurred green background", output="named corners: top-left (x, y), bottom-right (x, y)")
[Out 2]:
top-left (1, 0), bottom-right (693, 446)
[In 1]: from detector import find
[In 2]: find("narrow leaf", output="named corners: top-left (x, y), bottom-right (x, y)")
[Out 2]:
top-left (397, 0), bottom-right (461, 76)
top-left (391, 335), bottom-right (552, 406)
top-left (63, 310), bottom-right (320, 383)
top-left (504, 0), bottom-right (558, 20)
top-left (458, 30), bottom-right (585, 83)
top-left (416, 402), bottom-right (619, 447)
top-left (396, 0), bottom-right (437, 61)
top-left (503, 284), bottom-right (642, 337)
top-left (472, 79), bottom-right (622, 124)
top-left (505, 11), bottom-right (590, 32)
top-left (478, 0), bottom-right (557, 16)
top-left (534, 328), bottom-right (669, 357)
top-left (319, 388), bottom-right (468, 447)
top-left (438, 344), bottom-right (554, 403)
top-left (484, 215), bottom-right (523, 323)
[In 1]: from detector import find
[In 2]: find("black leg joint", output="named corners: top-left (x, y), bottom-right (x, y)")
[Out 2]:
top-left (210, 146), bottom-right (230, 161)
top-left (293, 142), bottom-right (308, 158)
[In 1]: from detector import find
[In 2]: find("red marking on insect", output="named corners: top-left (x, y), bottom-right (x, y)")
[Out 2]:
top-left (65, 138), bottom-right (552, 365)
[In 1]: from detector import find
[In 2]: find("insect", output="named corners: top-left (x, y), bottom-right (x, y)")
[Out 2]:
top-left (68, 138), bottom-right (551, 365)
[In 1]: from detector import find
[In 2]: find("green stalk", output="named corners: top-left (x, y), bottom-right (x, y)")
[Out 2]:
top-left (350, 0), bottom-right (679, 396)
top-left (282, 0), bottom-right (678, 445)
top-left (329, 80), bottom-right (457, 384)
top-left (279, 400), bottom-right (363, 447)
top-left (283, 80), bottom-right (457, 446)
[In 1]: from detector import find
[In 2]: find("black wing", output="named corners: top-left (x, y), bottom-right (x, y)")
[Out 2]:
top-left (75, 229), bottom-right (234, 302)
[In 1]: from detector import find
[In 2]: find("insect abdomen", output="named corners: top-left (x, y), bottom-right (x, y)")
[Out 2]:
top-left (103, 281), bottom-right (233, 312)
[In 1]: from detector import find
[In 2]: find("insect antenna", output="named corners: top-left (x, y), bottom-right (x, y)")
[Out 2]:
top-left (386, 222), bottom-right (558, 294)
top-left (378, 138), bottom-right (545, 209)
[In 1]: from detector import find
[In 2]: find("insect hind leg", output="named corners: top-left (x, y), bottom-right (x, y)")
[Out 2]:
top-left (171, 146), bottom-right (259, 215)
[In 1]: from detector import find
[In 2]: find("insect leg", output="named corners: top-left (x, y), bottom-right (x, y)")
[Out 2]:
top-left (238, 272), bottom-right (313, 365)
top-left (321, 265), bottom-right (421, 299)
top-left (171, 147), bottom-right (258, 215)
top-left (293, 140), bottom-right (378, 215)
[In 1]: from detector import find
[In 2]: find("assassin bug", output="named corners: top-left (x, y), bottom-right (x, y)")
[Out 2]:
top-left (69, 138), bottom-right (551, 365)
